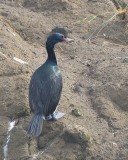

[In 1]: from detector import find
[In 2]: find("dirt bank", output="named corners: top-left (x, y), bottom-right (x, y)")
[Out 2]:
top-left (0, 0), bottom-right (128, 159)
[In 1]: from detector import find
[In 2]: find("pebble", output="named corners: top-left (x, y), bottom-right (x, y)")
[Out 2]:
top-left (72, 109), bottom-right (81, 117)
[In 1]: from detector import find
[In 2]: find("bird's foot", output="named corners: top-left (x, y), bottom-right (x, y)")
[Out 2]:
top-left (52, 111), bottom-right (65, 120)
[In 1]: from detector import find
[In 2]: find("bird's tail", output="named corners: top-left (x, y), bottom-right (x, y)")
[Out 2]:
top-left (27, 114), bottom-right (43, 137)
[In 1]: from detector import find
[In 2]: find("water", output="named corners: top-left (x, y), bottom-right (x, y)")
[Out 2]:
top-left (3, 120), bottom-right (16, 160)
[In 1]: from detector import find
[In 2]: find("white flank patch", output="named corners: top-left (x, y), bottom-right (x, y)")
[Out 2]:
top-left (3, 120), bottom-right (16, 160)
top-left (13, 57), bottom-right (28, 64)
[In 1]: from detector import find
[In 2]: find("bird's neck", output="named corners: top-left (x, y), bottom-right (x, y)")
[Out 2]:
top-left (46, 42), bottom-right (57, 64)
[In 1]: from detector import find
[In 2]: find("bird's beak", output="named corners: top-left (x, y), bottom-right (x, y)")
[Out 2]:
top-left (63, 37), bottom-right (74, 43)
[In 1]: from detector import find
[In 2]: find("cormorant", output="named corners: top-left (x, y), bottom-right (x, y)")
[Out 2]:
top-left (27, 33), bottom-right (73, 137)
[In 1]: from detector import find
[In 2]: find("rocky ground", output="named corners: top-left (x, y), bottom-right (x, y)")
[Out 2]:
top-left (0, 0), bottom-right (128, 160)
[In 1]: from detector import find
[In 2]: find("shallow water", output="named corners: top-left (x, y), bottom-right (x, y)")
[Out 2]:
top-left (3, 120), bottom-right (15, 160)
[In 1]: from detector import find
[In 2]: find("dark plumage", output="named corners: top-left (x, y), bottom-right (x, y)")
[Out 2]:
top-left (27, 33), bottom-right (73, 137)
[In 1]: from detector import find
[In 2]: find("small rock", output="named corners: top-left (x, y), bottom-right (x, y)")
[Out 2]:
top-left (78, 83), bottom-right (84, 88)
top-left (86, 62), bottom-right (91, 67)
top-left (72, 109), bottom-right (81, 117)
top-left (122, 57), bottom-right (128, 63)
top-left (70, 55), bottom-right (75, 59)
top-left (121, 48), bottom-right (125, 52)
top-left (72, 84), bottom-right (81, 93)
top-left (0, 43), bottom-right (4, 48)
top-left (32, 51), bottom-right (37, 55)
top-left (69, 104), bottom-right (75, 108)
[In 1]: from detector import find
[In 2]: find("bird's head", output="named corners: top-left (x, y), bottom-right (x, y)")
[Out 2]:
top-left (46, 33), bottom-right (74, 45)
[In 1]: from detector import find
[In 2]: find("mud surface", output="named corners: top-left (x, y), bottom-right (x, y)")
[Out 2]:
top-left (0, 0), bottom-right (128, 160)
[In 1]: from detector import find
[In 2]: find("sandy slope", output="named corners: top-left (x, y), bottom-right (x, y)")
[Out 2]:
top-left (0, 0), bottom-right (128, 159)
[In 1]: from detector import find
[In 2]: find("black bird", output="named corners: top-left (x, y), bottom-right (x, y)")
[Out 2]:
top-left (27, 33), bottom-right (73, 137)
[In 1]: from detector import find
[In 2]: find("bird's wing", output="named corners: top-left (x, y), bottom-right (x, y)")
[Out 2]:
top-left (29, 72), bottom-right (62, 116)
top-left (41, 74), bottom-right (62, 116)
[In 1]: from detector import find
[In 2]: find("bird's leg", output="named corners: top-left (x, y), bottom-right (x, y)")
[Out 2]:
top-left (46, 114), bottom-right (57, 121)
